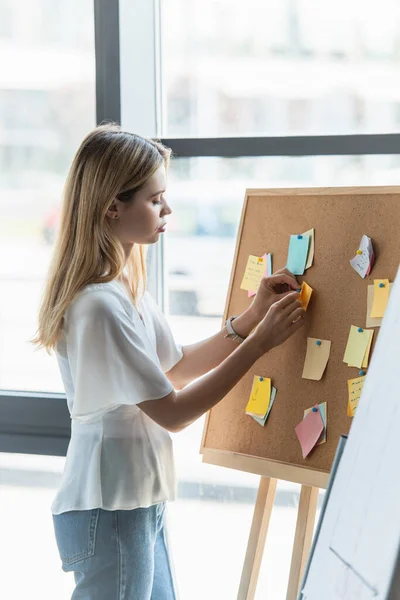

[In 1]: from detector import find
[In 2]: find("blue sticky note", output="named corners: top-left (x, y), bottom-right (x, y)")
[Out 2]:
top-left (251, 387), bottom-right (277, 426)
top-left (286, 234), bottom-right (310, 275)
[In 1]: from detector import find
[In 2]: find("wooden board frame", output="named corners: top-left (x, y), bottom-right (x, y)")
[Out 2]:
top-left (200, 185), bottom-right (400, 487)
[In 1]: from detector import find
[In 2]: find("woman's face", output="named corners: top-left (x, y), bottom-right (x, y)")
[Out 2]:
top-left (108, 164), bottom-right (171, 245)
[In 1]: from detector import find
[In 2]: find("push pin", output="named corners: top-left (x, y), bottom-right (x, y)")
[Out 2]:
top-left (297, 235), bottom-right (303, 240)
top-left (259, 377), bottom-right (263, 382)
top-left (312, 407), bottom-right (318, 412)
top-left (296, 288), bottom-right (301, 293)
top-left (316, 340), bottom-right (322, 346)
top-left (359, 370), bottom-right (365, 376)
top-left (356, 249), bottom-right (363, 255)
top-left (379, 282), bottom-right (385, 288)
top-left (358, 327), bottom-right (363, 333)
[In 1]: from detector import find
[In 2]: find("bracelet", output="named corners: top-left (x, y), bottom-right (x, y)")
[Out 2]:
top-left (224, 316), bottom-right (247, 344)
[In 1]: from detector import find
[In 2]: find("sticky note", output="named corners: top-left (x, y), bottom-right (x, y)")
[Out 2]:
top-left (343, 326), bottom-right (373, 369)
top-left (295, 406), bottom-right (324, 459)
top-left (245, 376), bottom-right (271, 417)
top-left (366, 283), bottom-right (393, 328)
top-left (350, 234), bottom-right (374, 279)
top-left (304, 402), bottom-right (327, 445)
top-left (370, 279), bottom-right (390, 319)
top-left (361, 330), bottom-right (373, 368)
top-left (304, 228), bottom-right (315, 270)
top-left (251, 386), bottom-right (277, 426)
top-left (248, 253), bottom-right (272, 298)
top-left (302, 338), bottom-right (331, 381)
top-left (299, 281), bottom-right (313, 311)
top-left (347, 376), bottom-right (366, 417)
top-left (241, 255), bottom-right (267, 292)
top-left (286, 234), bottom-right (310, 276)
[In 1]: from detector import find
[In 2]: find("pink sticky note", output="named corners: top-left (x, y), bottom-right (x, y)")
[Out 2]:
top-left (248, 253), bottom-right (269, 298)
top-left (295, 406), bottom-right (324, 459)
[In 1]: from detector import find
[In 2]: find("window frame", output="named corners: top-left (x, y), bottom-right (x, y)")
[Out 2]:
top-left (1, 0), bottom-right (400, 456)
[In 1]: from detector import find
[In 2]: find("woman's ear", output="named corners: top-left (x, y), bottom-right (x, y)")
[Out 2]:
top-left (106, 201), bottom-right (119, 220)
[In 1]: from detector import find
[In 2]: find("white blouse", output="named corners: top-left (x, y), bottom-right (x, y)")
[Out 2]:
top-left (51, 280), bottom-right (183, 515)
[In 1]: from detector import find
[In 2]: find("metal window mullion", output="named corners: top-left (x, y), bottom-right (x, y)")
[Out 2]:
top-left (160, 133), bottom-right (400, 158)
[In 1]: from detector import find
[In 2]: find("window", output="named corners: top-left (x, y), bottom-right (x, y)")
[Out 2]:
top-left (162, 0), bottom-right (400, 137)
top-left (0, 0), bottom-right (95, 392)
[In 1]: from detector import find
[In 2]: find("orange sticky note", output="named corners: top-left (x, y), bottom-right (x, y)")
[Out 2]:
top-left (299, 281), bottom-right (313, 311)
top-left (295, 406), bottom-right (324, 459)
top-left (370, 279), bottom-right (390, 319)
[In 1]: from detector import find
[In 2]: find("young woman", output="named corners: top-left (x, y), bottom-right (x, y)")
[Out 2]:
top-left (33, 123), bottom-right (304, 600)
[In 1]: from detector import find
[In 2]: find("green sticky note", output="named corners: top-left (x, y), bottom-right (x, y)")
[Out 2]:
top-left (286, 235), bottom-right (310, 275)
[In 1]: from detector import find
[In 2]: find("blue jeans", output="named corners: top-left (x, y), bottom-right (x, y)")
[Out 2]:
top-left (53, 503), bottom-right (176, 600)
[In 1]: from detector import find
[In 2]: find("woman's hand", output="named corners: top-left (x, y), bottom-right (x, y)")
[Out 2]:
top-left (250, 268), bottom-right (300, 323)
top-left (252, 291), bottom-right (304, 355)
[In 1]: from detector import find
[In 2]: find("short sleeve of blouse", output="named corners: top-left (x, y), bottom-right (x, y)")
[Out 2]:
top-left (65, 288), bottom-right (174, 422)
top-left (143, 292), bottom-right (183, 373)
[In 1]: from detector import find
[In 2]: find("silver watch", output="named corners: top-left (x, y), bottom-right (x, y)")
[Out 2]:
top-left (224, 316), bottom-right (246, 344)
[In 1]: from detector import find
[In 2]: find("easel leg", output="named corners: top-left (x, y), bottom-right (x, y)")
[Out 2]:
top-left (286, 485), bottom-right (319, 600)
top-left (237, 476), bottom-right (277, 600)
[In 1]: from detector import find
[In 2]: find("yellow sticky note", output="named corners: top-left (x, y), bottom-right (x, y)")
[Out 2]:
top-left (245, 376), bottom-right (271, 417)
top-left (302, 338), bottom-right (331, 381)
top-left (299, 281), bottom-right (313, 311)
top-left (304, 228), bottom-right (315, 269)
top-left (343, 326), bottom-right (373, 369)
top-left (240, 255), bottom-right (266, 292)
top-left (347, 376), bottom-right (366, 417)
top-left (366, 283), bottom-right (393, 328)
top-left (370, 279), bottom-right (390, 319)
top-left (361, 330), bottom-right (374, 368)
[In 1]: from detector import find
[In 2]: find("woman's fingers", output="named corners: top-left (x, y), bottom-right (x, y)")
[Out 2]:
top-left (288, 306), bottom-right (304, 324)
top-left (268, 273), bottom-right (299, 290)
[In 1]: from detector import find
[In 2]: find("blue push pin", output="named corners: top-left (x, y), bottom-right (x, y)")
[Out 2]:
top-left (359, 370), bottom-right (365, 376)
top-left (296, 288), bottom-right (301, 293)
top-left (316, 340), bottom-right (322, 346)
top-left (297, 235), bottom-right (303, 239)
top-left (358, 327), bottom-right (363, 333)
top-left (259, 377), bottom-right (263, 382)
top-left (379, 282), bottom-right (385, 288)
top-left (312, 407), bottom-right (318, 412)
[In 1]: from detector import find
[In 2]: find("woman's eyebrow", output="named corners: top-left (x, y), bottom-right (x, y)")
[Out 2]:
top-left (150, 190), bottom-right (166, 197)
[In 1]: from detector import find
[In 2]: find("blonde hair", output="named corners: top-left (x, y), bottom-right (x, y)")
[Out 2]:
top-left (32, 123), bottom-right (171, 353)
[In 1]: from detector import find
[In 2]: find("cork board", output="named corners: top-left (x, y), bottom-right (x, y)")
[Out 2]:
top-left (201, 186), bottom-right (400, 486)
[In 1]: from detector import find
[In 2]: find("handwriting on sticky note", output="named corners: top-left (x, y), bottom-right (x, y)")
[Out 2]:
top-left (343, 326), bottom-right (373, 369)
top-left (295, 406), bottom-right (324, 458)
top-left (286, 234), bottom-right (310, 276)
top-left (370, 279), bottom-right (390, 319)
top-left (240, 255), bottom-right (267, 292)
top-left (245, 376), bottom-right (271, 417)
top-left (350, 234), bottom-right (374, 279)
top-left (302, 338), bottom-right (331, 381)
top-left (299, 281), bottom-right (313, 311)
top-left (304, 228), bottom-right (315, 270)
top-left (347, 376), bottom-right (366, 417)
top-left (251, 386), bottom-right (277, 426)
top-left (304, 402), bottom-right (327, 445)
top-left (248, 253), bottom-right (272, 298)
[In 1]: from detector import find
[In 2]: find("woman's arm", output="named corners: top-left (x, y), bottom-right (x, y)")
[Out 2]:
top-left (138, 292), bottom-right (304, 432)
top-left (165, 305), bottom-right (261, 390)
top-left (166, 270), bottom-right (299, 390)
